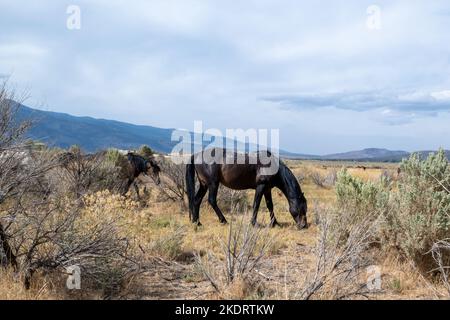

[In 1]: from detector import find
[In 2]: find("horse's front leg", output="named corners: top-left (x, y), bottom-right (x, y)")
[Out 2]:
top-left (264, 189), bottom-right (280, 228)
top-left (208, 183), bottom-right (228, 224)
top-left (251, 184), bottom-right (265, 226)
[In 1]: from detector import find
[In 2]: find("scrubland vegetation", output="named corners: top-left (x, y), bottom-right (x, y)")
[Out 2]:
top-left (1, 85), bottom-right (450, 300)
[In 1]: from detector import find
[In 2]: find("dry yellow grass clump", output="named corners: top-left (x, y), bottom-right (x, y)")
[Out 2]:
top-left (0, 269), bottom-right (61, 300)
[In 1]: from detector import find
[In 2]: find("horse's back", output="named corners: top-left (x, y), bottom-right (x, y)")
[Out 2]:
top-left (192, 148), bottom-right (278, 190)
top-left (219, 163), bottom-right (258, 190)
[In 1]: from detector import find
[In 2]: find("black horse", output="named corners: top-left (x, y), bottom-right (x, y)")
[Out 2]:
top-left (185, 148), bottom-right (307, 229)
top-left (58, 150), bottom-right (161, 198)
top-left (123, 152), bottom-right (161, 198)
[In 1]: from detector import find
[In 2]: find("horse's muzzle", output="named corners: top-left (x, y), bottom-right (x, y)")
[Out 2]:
top-left (296, 215), bottom-right (308, 230)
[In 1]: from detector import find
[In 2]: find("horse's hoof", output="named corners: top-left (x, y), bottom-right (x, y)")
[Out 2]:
top-left (193, 221), bottom-right (202, 227)
top-left (270, 220), bottom-right (280, 228)
top-left (296, 223), bottom-right (308, 230)
top-left (220, 219), bottom-right (228, 225)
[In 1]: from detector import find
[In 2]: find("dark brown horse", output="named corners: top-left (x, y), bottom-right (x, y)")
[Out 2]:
top-left (124, 152), bottom-right (161, 198)
top-left (59, 150), bottom-right (161, 198)
top-left (185, 148), bottom-right (307, 229)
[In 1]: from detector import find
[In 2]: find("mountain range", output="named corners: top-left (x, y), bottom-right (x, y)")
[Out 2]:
top-left (15, 102), bottom-right (449, 162)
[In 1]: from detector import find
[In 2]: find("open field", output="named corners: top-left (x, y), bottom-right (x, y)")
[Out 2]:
top-left (3, 1), bottom-right (450, 305)
top-left (3, 157), bottom-right (448, 300)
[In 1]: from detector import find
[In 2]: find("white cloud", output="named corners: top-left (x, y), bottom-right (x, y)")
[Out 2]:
top-left (1, 0), bottom-right (450, 153)
top-left (431, 90), bottom-right (450, 101)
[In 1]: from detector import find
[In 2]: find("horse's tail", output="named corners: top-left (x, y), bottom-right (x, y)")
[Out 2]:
top-left (185, 157), bottom-right (196, 221)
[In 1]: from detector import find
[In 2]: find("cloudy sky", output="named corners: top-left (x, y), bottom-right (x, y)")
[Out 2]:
top-left (1, 0), bottom-right (450, 154)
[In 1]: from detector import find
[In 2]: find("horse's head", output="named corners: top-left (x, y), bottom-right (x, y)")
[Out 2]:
top-left (290, 192), bottom-right (308, 230)
top-left (282, 165), bottom-right (308, 230)
top-left (146, 158), bottom-right (161, 185)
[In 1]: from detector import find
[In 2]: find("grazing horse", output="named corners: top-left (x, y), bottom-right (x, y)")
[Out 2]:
top-left (58, 150), bottom-right (161, 198)
top-left (185, 148), bottom-right (308, 229)
top-left (123, 152), bottom-right (161, 198)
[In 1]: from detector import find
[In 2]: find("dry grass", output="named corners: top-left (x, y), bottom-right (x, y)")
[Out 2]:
top-left (2, 158), bottom-right (447, 300)
top-left (0, 269), bottom-right (59, 300)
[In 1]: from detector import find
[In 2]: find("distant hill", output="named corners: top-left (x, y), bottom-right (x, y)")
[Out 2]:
top-left (14, 103), bottom-right (450, 162)
top-left (320, 148), bottom-right (410, 162)
top-left (293, 148), bottom-right (450, 162)
top-left (16, 103), bottom-right (177, 153)
top-left (15, 103), bottom-right (294, 155)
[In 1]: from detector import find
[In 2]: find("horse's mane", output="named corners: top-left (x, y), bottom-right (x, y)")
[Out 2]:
top-left (279, 162), bottom-right (302, 198)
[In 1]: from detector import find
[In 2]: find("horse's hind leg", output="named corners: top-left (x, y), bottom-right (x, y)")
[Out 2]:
top-left (264, 189), bottom-right (279, 228)
top-left (121, 178), bottom-right (134, 197)
top-left (251, 184), bottom-right (265, 226)
top-left (193, 184), bottom-right (207, 225)
top-left (133, 181), bottom-right (141, 201)
top-left (208, 184), bottom-right (227, 224)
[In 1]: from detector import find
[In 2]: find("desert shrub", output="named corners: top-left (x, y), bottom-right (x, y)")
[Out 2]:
top-left (384, 150), bottom-right (450, 270)
top-left (195, 215), bottom-right (273, 299)
top-left (288, 169), bottom-right (388, 300)
top-left (326, 151), bottom-right (450, 292)
top-left (334, 169), bottom-right (389, 232)
top-left (94, 148), bottom-right (130, 193)
top-left (325, 169), bottom-right (338, 187)
top-left (138, 145), bottom-right (155, 158)
top-left (380, 170), bottom-right (396, 184)
top-left (148, 226), bottom-right (186, 260)
top-left (310, 170), bottom-right (327, 188)
top-left (335, 169), bottom-right (389, 212)
top-left (430, 239), bottom-right (450, 295)
top-left (296, 171), bottom-right (307, 184)
top-left (0, 85), bottom-right (58, 270)
top-left (218, 187), bottom-right (249, 213)
top-left (104, 148), bottom-right (128, 169)
top-left (149, 216), bottom-right (172, 229)
top-left (298, 204), bottom-right (380, 300)
top-left (308, 169), bottom-right (337, 188)
top-left (156, 158), bottom-right (187, 208)
top-left (49, 148), bottom-right (130, 199)
top-left (52, 146), bottom-right (103, 198)
top-left (2, 190), bottom-right (141, 297)
top-left (0, 84), bottom-right (141, 297)
top-left (82, 190), bottom-right (140, 225)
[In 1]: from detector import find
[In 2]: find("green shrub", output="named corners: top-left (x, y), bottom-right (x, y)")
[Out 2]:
top-left (138, 145), bottom-right (154, 159)
top-left (385, 149), bottom-right (450, 269)
top-left (105, 148), bottom-right (128, 169)
top-left (92, 149), bottom-right (130, 193)
top-left (335, 169), bottom-right (389, 218)
top-left (320, 170), bottom-right (388, 247)
top-left (333, 150), bottom-right (450, 275)
top-left (149, 226), bottom-right (186, 260)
